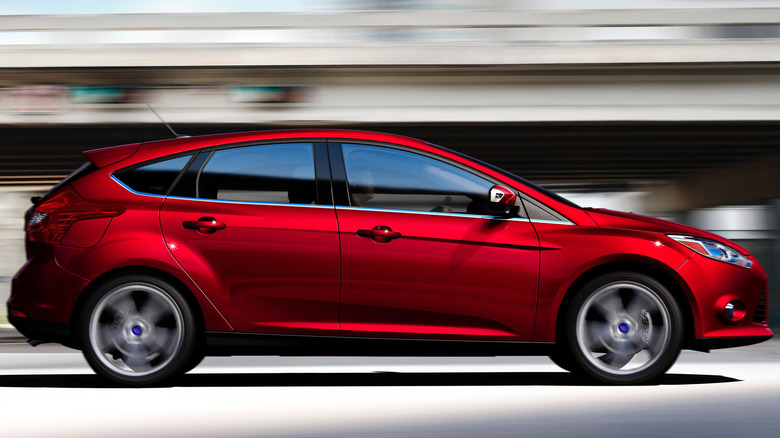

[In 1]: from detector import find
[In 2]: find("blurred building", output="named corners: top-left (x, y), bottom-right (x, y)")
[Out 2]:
top-left (0, 0), bottom-right (779, 326)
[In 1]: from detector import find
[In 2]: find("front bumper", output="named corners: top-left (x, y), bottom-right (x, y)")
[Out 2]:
top-left (690, 334), bottom-right (773, 352)
top-left (677, 252), bottom-right (773, 342)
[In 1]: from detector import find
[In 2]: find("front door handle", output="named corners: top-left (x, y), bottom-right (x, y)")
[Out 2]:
top-left (182, 217), bottom-right (226, 234)
top-left (356, 225), bottom-right (402, 243)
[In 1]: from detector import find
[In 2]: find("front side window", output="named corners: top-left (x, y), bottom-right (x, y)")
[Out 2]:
top-left (198, 143), bottom-right (316, 204)
top-left (114, 154), bottom-right (192, 195)
top-left (341, 144), bottom-right (493, 214)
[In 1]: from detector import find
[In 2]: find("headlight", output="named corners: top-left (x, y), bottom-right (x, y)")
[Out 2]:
top-left (668, 235), bottom-right (752, 269)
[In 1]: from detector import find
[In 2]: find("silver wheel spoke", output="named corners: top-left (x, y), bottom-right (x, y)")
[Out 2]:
top-left (599, 352), bottom-right (634, 369)
top-left (585, 320), bottom-right (610, 352)
top-left (123, 353), bottom-right (153, 372)
top-left (142, 305), bottom-right (171, 329)
top-left (630, 336), bottom-right (648, 352)
top-left (104, 294), bottom-right (138, 319)
top-left (590, 290), bottom-right (625, 325)
top-left (150, 326), bottom-right (173, 344)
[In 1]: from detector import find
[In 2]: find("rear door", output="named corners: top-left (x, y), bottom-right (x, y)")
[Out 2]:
top-left (332, 142), bottom-right (541, 340)
top-left (159, 142), bottom-right (340, 334)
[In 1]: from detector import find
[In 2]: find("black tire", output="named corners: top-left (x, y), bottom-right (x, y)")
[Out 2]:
top-left (562, 272), bottom-right (683, 385)
top-left (183, 347), bottom-right (206, 374)
top-left (548, 348), bottom-right (576, 372)
top-left (79, 275), bottom-right (199, 386)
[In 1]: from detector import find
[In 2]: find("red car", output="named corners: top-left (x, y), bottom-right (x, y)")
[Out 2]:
top-left (7, 130), bottom-right (772, 386)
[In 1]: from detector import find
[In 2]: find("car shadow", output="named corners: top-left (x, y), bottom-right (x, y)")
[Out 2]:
top-left (0, 372), bottom-right (739, 389)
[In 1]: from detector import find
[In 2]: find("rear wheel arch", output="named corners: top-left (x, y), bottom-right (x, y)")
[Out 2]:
top-left (69, 266), bottom-right (205, 350)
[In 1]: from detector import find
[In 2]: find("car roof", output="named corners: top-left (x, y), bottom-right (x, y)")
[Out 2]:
top-left (83, 128), bottom-right (590, 224)
top-left (83, 129), bottom-right (427, 168)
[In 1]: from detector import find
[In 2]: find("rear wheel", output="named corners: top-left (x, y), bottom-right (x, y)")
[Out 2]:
top-left (80, 275), bottom-right (199, 386)
top-left (563, 272), bottom-right (683, 384)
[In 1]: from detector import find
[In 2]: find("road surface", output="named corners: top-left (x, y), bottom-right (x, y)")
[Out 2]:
top-left (0, 335), bottom-right (778, 437)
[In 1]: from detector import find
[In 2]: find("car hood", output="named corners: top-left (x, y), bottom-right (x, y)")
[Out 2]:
top-left (583, 208), bottom-right (751, 255)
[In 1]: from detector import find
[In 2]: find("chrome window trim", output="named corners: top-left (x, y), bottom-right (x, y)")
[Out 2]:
top-left (335, 205), bottom-right (574, 225)
top-left (530, 218), bottom-right (576, 226)
top-left (165, 195), bottom-right (333, 209)
top-left (111, 174), bottom-right (167, 199)
top-left (336, 205), bottom-right (520, 221)
top-left (112, 174), bottom-right (576, 221)
top-left (111, 174), bottom-right (333, 209)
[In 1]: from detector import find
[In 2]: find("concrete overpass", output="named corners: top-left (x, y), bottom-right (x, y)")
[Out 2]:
top-left (0, 8), bottom-right (779, 197)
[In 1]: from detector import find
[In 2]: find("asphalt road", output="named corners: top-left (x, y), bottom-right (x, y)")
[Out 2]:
top-left (0, 335), bottom-right (778, 438)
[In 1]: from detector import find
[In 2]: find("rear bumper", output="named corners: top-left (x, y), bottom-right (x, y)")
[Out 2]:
top-left (7, 250), bottom-right (89, 348)
top-left (7, 252), bottom-right (89, 325)
top-left (7, 313), bottom-right (74, 348)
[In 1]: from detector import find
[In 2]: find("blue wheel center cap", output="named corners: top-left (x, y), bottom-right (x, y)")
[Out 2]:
top-left (618, 323), bottom-right (629, 334)
top-left (131, 325), bottom-right (143, 336)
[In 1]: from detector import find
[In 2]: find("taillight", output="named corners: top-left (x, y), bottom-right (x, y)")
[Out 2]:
top-left (26, 187), bottom-right (125, 244)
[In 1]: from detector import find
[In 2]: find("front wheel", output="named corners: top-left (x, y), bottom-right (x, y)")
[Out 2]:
top-left (563, 272), bottom-right (684, 384)
top-left (80, 276), bottom-right (199, 386)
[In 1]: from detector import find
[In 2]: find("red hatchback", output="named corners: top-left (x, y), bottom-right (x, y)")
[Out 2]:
top-left (7, 130), bottom-right (772, 386)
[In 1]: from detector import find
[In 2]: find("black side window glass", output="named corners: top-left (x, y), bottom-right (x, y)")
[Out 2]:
top-left (341, 144), bottom-right (493, 214)
top-left (114, 155), bottom-right (192, 195)
top-left (198, 143), bottom-right (316, 204)
top-left (522, 196), bottom-right (567, 222)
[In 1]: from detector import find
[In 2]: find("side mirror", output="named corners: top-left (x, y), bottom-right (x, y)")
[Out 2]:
top-left (488, 185), bottom-right (518, 217)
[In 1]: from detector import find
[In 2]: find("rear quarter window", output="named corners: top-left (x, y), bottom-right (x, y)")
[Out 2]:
top-left (113, 154), bottom-right (193, 195)
top-left (38, 162), bottom-right (97, 203)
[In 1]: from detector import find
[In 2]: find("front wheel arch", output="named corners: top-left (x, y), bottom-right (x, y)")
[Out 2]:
top-left (554, 262), bottom-right (695, 351)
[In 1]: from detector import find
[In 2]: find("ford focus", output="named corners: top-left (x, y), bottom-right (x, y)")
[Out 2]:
top-left (7, 130), bottom-right (772, 386)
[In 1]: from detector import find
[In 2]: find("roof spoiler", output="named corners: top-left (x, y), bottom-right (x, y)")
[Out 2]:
top-left (83, 143), bottom-right (140, 168)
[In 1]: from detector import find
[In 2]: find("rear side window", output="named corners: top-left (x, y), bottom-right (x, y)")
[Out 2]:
top-left (198, 143), bottom-right (316, 204)
top-left (114, 154), bottom-right (193, 195)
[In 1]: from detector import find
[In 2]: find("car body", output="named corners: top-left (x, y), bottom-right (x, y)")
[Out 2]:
top-left (7, 129), bottom-right (772, 385)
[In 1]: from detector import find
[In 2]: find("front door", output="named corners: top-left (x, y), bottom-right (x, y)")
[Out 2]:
top-left (334, 143), bottom-right (540, 340)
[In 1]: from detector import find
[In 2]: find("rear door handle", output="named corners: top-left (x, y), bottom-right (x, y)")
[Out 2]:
top-left (356, 225), bottom-right (401, 243)
top-left (182, 217), bottom-right (226, 234)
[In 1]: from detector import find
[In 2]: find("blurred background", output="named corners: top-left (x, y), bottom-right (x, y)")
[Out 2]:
top-left (0, 0), bottom-right (778, 328)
